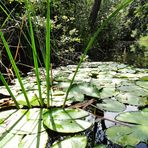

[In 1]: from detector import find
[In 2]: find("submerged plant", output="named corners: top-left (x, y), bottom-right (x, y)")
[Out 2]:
top-left (0, 0), bottom-right (136, 147)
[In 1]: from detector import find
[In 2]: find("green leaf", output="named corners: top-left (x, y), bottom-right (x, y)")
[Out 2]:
top-left (16, 91), bottom-right (40, 106)
top-left (116, 93), bottom-right (148, 106)
top-left (44, 118), bottom-right (92, 133)
top-left (0, 132), bottom-right (48, 148)
top-left (138, 76), bottom-right (148, 81)
top-left (0, 109), bottom-right (45, 135)
top-left (106, 126), bottom-right (140, 146)
top-left (51, 136), bottom-right (87, 148)
top-left (43, 108), bottom-right (89, 120)
top-left (69, 82), bottom-right (101, 99)
top-left (100, 87), bottom-right (116, 98)
top-left (136, 81), bottom-right (148, 89)
top-left (106, 111), bottom-right (148, 146)
top-left (116, 111), bottom-right (148, 125)
top-left (94, 144), bottom-right (107, 148)
top-left (43, 108), bottom-right (92, 133)
top-left (97, 99), bottom-right (126, 112)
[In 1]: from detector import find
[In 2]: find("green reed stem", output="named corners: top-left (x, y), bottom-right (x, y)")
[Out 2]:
top-left (0, 30), bottom-right (31, 108)
top-left (46, 0), bottom-right (51, 108)
top-left (25, 0), bottom-right (43, 107)
top-left (63, 0), bottom-right (133, 108)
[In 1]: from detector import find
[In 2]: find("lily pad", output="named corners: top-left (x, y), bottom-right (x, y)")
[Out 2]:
top-left (115, 111), bottom-right (148, 125)
top-left (69, 82), bottom-right (102, 99)
top-left (0, 109), bottom-right (45, 135)
top-left (138, 76), bottom-right (148, 81)
top-left (15, 91), bottom-right (41, 106)
top-left (0, 108), bottom-right (48, 148)
top-left (43, 118), bottom-right (92, 133)
top-left (106, 111), bottom-right (148, 146)
top-left (136, 81), bottom-right (148, 89)
top-left (100, 87), bottom-right (116, 98)
top-left (97, 99), bottom-right (126, 112)
top-left (0, 131), bottom-right (48, 148)
top-left (106, 124), bottom-right (148, 146)
top-left (51, 136), bottom-right (87, 148)
top-left (116, 93), bottom-right (148, 106)
top-left (43, 108), bottom-right (89, 120)
top-left (43, 108), bottom-right (92, 133)
top-left (106, 126), bottom-right (140, 146)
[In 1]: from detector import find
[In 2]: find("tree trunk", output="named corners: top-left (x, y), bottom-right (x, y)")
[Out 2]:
top-left (89, 0), bottom-right (102, 30)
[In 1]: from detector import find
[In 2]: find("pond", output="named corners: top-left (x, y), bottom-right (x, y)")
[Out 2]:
top-left (0, 62), bottom-right (148, 147)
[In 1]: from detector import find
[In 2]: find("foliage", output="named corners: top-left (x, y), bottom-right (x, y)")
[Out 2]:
top-left (116, 0), bottom-right (148, 67)
top-left (1, 0), bottom-right (148, 147)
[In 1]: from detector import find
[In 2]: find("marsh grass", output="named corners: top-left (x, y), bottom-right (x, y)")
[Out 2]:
top-left (0, 0), bottom-right (133, 108)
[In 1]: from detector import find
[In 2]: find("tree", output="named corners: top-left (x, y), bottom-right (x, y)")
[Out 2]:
top-left (89, 0), bottom-right (102, 30)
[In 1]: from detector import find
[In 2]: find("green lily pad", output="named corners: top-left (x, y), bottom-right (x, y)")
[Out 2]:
top-left (97, 99), bottom-right (126, 112)
top-left (43, 108), bottom-right (92, 133)
top-left (136, 81), bottom-right (148, 89)
top-left (106, 126), bottom-right (140, 146)
top-left (43, 108), bottom-right (89, 120)
top-left (51, 136), bottom-right (87, 148)
top-left (0, 131), bottom-right (48, 148)
top-left (43, 118), bottom-right (92, 133)
top-left (16, 91), bottom-right (41, 106)
top-left (94, 144), bottom-right (107, 148)
top-left (69, 82), bottom-right (102, 99)
top-left (116, 93), bottom-right (148, 106)
top-left (117, 83), bottom-right (148, 96)
top-left (138, 76), bottom-right (148, 81)
top-left (0, 109), bottom-right (45, 135)
top-left (106, 111), bottom-right (148, 146)
top-left (115, 111), bottom-right (148, 125)
top-left (100, 87), bottom-right (116, 98)
top-left (106, 124), bottom-right (148, 146)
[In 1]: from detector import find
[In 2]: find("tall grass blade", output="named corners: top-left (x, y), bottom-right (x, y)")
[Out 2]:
top-left (46, 0), bottom-right (51, 107)
top-left (0, 2), bottom-right (12, 20)
top-left (0, 73), bottom-right (20, 109)
top-left (25, 0), bottom-right (43, 107)
top-left (63, 0), bottom-right (133, 107)
top-left (0, 4), bottom-right (13, 28)
top-left (0, 30), bottom-right (31, 108)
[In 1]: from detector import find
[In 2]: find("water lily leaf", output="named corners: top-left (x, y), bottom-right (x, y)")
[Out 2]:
top-left (142, 107), bottom-right (148, 112)
top-left (43, 118), bottom-right (92, 133)
top-left (106, 124), bottom-right (148, 146)
top-left (115, 111), bottom-right (148, 125)
top-left (100, 87), bottom-right (116, 98)
top-left (106, 112), bottom-right (148, 146)
top-left (43, 108), bottom-right (92, 133)
top-left (0, 131), bottom-right (48, 148)
top-left (69, 82), bottom-right (101, 99)
top-left (16, 91), bottom-right (41, 106)
top-left (94, 144), bottom-right (107, 148)
top-left (0, 133), bottom-right (22, 148)
top-left (0, 109), bottom-right (45, 135)
top-left (117, 84), bottom-right (142, 92)
top-left (106, 126), bottom-right (140, 146)
top-left (132, 125), bottom-right (148, 142)
top-left (138, 76), bottom-right (148, 81)
top-left (97, 99), bottom-right (126, 112)
top-left (18, 131), bottom-right (48, 148)
top-left (117, 83), bottom-right (148, 96)
top-left (136, 81), bottom-right (148, 89)
top-left (43, 108), bottom-right (89, 120)
top-left (116, 93), bottom-right (148, 106)
top-left (51, 136), bottom-right (87, 148)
